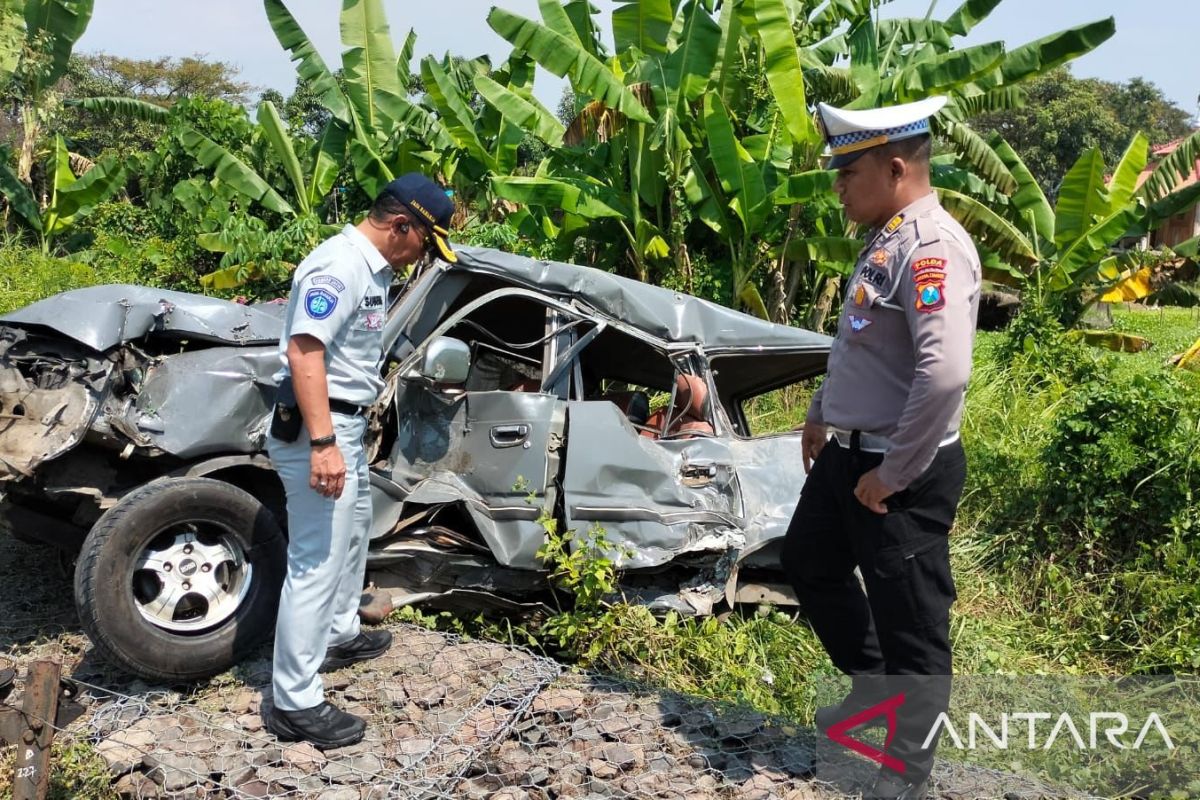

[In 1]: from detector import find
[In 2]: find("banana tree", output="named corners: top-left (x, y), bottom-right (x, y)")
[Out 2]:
top-left (938, 129), bottom-right (1200, 331)
top-left (0, 134), bottom-right (125, 252)
top-left (0, 0), bottom-right (95, 183)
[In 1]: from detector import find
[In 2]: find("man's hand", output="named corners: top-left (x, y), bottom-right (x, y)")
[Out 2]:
top-left (801, 423), bottom-right (828, 474)
top-left (854, 468), bottom-right (895, 514)
top-left (310, 443), bottom-right (347, 499)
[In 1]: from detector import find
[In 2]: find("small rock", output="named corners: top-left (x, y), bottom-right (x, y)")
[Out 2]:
top-left (142, 753), bottom-right (210, 792)
top-left (588, 758), bottom-right (620, 780)
top-left (530, 688), bottom-right (585, 720)
top-left (358, 589), bottom-right (394, 624)
top-left (783, 789), bottom-right (827, 800)
top-left (598, 716), bottom-right (633, 739)
top-left (226, 689), bottom-right (262, 715)
top-left (280, 741), bottom-right (327, 771)
top-left (736, 773), bottom-right (780, 800)
top-left (318, 788), bottom-right (361, 800)
top-left (114, 771), bottom-right (160, 799)
top-left (404, 678), bottom-right (447, 709)
top-left (599, 742), bottom-right (641, 772)
top-left (397, 737), bottom-right (434, 757)
top-left (96, 728), bottom-right (156, 776)
top-left (234, 780), bottom-right (271, 798)
top-left (238, 713), bottom-right (264, 733)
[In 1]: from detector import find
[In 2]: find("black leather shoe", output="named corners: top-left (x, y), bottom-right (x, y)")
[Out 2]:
top-left (319, 628), bottom-right (393, 672)
top-left (814, 692), bottom-right (890, 733)
top-left (866, 768), bottom-right (929, 799)
top-left (265, 702), bottom-right (365, 750)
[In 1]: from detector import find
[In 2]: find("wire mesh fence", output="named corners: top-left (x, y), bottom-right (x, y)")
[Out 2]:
top-left (2, 534), bottom-right (1073, 799)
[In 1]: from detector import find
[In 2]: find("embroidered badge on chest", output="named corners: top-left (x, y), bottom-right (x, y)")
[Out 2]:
top-left (849, 315), bottom-right (873, 332)
top-left (853, 282), bottom-right (868, 306)
top-left (363, 311), bottom-right (384, 330)
top-left (305, 288), bottom-right (338, 320)
top-left (869, 249), bottom-right (889, 267)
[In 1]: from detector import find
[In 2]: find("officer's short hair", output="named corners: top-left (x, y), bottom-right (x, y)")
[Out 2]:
top-left (873, 133), bottom-right (932, 166)
top-left (369, 192), bottom-right (411, 223)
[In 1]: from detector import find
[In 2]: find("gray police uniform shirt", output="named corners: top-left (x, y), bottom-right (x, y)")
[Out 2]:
top-left (807, 192), bottom-right (981, 491)
top-left (274, 224), bottom-right (393, 407)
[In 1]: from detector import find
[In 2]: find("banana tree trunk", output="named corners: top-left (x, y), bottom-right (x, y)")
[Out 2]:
top-left (809, 275), bottom-right (841, 332)
top-left (770, 204), bottom-right (803, 323)
top-left (18, 105), bottom-right (40, 188)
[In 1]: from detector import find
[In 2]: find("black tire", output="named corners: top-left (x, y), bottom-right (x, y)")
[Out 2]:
top-left (74, 477), bottom-right (286, 683)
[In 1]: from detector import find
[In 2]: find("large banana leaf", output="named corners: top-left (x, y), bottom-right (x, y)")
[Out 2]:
top-left (991, 137), bottom-right (1053, 244)
top-left (0, 158), bottom-right (39, 231)
top-left (612, 0), bottom-right (673, 56)
top-left (942, 121), bottom-right (1016, 194)
top-left (784, 236), bottom-right (863, 266)
top-left (991, 18), bottom-right (1115, 86)
top-left (52, 155), bottom-right (126, 228)
top-left (74, 96), bottom-right (169, 123)
top-left (563, 0), bottom-right (605, 58)
top-left (1054, 147), bottom-right (1108, 252)
top-left (25, 0), bottom-right (92, 94)
top-left (753, 0), bottom-right (819, 146)
top-left (179, 129), bottom-right (294, 216)
top-left (372, 91), bottom-right (454, 151)
top-left (1067, 330), bottom-right (1152, 353)
top-left (257, 101), bottom-right (308, 214)
top-left (1104, 133), bottom-right (1148, 216)
top-left (1136, 182), bottom-right (1200, 237)
top-left (538, 0), bottom-right (581, 42)
top-left (340, 0), bottom-right (403, 133)
top-left (308, 120), bottom-right (348, 209)
top-left (684, 153), bottom-right (728, 235)
top-left (491, 175), bottom-right (631, 219)
top-left (943, 0), bottom-right (1003, 36)
top-left (936, 187), bottom-right (1036, 268)
top-left (711, 0), bottom-right (742, 107)
top-left (488, 8), bottom-right (652, 124)
top-left (900, 41), bottom-right (1003, 96)
top-left (1053, 205), bottom-right (1141, 282)
top-left (663, 0), bottom-right (720, 106)
top-left (396, 28), bottom-right (416, 87)
top-left (1176, 337), bottom-right (1200, 372)
top-left (1137, 129), bottom-right (1200, 201)
top-left (773, 170), bottom-right (837, 205)
top-left (476, 74), bottom-right (565, 148)
top-left (348, 134), bottom-right (393, 200)
top-left (703, 94), bottom-right (767, 236)
top-left (421, 57), bottom-right (495, 171)
top-left (42, 134), bottom-right (76, 235)
top-left (264, 0), bottom-right (351, 124)
top-left (0, 0), bottom-right (25, 82)
top-left (949, 86), bottom-right (1025, 117)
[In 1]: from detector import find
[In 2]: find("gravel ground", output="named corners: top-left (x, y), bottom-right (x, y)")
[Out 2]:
top-left (1, 531), bottom-right (1078, 799)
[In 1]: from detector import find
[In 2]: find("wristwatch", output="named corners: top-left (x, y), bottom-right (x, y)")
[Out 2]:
top-left (310, 433), bottom-right (337, 447)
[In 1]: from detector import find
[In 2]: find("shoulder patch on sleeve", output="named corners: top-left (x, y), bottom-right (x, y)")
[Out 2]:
top-left (310, 274), bottom-right (346, 292)
top-left (304, 288), bottom-right (338, 320)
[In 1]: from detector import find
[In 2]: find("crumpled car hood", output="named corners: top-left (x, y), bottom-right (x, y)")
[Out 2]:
top-left (0, 285), bottom-right (285, 351)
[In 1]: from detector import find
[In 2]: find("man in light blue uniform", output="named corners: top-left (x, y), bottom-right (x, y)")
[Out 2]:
top-left (265, 174), bottom-right (457, 750)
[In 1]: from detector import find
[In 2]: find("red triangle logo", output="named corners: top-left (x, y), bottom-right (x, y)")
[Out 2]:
top-left (825, 693), bottom-right (907, 774)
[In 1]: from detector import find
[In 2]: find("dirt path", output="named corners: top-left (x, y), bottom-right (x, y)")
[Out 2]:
top-left (1, 533), bottom-right (1073, 799)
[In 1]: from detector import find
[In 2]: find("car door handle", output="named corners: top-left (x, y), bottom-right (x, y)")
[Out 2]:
top-left (490, 424), bottom-right (530, 448)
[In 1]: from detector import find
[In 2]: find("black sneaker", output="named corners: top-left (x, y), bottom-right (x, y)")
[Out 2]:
top-left (319, 628), bottom-right (393, 672)
top-left (265, 702), bottom-right (365, 750)
top-left (867, 768), bottom-right (929, 800)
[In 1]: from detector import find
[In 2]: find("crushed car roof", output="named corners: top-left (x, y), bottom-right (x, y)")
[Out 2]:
top-left (1, 248), bottom-right (832, 353)
top-left (451, 247), bottom-right (831, 351)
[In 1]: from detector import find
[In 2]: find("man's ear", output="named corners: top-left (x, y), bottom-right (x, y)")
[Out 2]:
top-left (890, 157), bottom-right (908, 181)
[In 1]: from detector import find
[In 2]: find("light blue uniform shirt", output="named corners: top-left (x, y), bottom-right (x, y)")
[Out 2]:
top-left (274, 225), bottom-right (394, 406)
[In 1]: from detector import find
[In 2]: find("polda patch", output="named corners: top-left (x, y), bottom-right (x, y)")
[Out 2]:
top-left (912, 256), bottom-right (946, 275)
top-left (914, 279), bottom-right (945, 313)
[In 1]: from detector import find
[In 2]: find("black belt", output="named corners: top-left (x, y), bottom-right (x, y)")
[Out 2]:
top-left (329, 399), bottom-right (366, 416)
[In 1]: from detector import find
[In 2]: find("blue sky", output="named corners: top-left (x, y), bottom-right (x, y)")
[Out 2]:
top-left (77, 0), bottom-right (1198, 118)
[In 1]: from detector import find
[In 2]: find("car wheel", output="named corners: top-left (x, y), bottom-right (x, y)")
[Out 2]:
top-left (74, 477), bottom-right (286, 683)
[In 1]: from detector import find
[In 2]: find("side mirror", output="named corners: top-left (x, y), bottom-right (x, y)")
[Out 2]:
top-left (418, 336), bottom-right (471, 385)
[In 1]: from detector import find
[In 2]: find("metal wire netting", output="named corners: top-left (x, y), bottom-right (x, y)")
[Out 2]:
top-left (1, 535), bottom-right (1072, 799)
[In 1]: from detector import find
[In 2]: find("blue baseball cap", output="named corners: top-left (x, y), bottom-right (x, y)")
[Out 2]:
top-left (380, 173), bottom-right (457, 263)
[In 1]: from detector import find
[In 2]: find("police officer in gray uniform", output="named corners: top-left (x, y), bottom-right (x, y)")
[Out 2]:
top-left (265, 174), bottom-right (457, 750)
top-left (780, 97), bottom-right (981, 799)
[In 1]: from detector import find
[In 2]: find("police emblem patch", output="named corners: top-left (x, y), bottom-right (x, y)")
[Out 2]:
top-left (849, 315), bottom-right (873, 332)
top-left (870, 249), bottom-right (889, 267)
top-left (853, 282), bottom-right (868, 306)
top-left (915, 280), bottom-right (945, 313)
top-left (305, 288), bottom-right (338, 320)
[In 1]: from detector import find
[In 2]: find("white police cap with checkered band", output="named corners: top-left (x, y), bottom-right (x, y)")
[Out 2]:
top-left (818, 96), bottom-right (947, 169)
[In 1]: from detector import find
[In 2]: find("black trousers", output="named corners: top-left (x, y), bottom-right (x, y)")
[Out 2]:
top-left (781, 436), bottom-right (966, 780)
